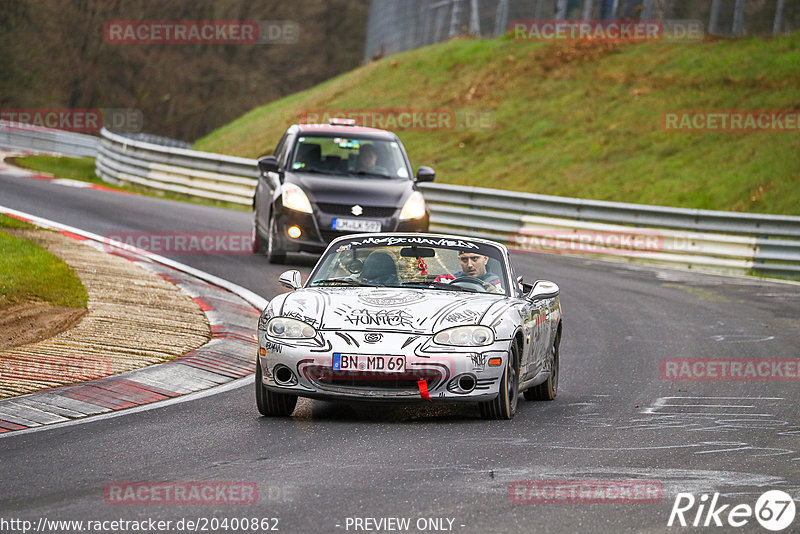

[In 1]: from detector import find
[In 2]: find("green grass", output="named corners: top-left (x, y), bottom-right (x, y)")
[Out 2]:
top-left (12, 155), bottom-right (98, 181)
top-left (0, 213), bottom-right (34, 229)
top-left (11, 155), bottom-right (249, 211)
top-left (0, 227), bottom-right (88, 308)
top-left (195, 33), bottom-right (800, 216)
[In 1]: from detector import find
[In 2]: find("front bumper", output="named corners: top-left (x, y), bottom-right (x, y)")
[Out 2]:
top-left (257, 330), bottom-right (507, 403)
top-left (277, 208), bottom-right (429, 254)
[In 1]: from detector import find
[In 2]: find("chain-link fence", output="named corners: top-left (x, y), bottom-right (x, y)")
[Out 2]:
top-left (364, 0), bottom-right (799, 60)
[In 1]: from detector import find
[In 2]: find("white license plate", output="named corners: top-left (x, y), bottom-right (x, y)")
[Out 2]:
top-left (332, 353), bottom-right (406, 373)
top-left (332, 218), bottom-right (381, 232)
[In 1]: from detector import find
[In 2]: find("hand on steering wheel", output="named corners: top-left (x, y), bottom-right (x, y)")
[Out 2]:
top-left (450, 276), bottom-right (494, 292)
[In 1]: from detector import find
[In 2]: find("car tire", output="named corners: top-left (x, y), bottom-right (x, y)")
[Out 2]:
top-left (266, 212), bottom-right (287, 264)
top-left (255, 362), bottom-right (297, 417)
top-left (252, 210), bottom-right (267, 254)
top-left (480, 341), bottom-right (519, 420)
top-left (524, 333), bottom-right (559, 401)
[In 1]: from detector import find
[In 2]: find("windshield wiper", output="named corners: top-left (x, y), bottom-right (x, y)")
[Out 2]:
top-left (352, 170), bottom-right (392, 179)
top-left (295, 167), bottom-right (363, 177)
top-left (312, 278), bottom-right (379, 287)
top-left (400, 281), bottom-right (474, 292)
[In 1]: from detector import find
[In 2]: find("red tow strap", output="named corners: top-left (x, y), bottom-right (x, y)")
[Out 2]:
top-left (418, 379), bottom-right (432, 402)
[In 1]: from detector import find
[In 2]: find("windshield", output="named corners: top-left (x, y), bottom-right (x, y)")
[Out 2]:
top-left (309, 235), bottom-right (510, 296)
top-left (290, 136), bottom-right (410, 179)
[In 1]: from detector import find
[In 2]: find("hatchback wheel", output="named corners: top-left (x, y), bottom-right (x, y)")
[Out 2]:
top-left (266, 213), bottom-right (286, 264)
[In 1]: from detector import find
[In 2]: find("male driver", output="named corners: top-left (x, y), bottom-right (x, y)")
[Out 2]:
top-left (435, 251), bottom-right (503, 292)
top-left (356, 144), bottom-right (389, 176)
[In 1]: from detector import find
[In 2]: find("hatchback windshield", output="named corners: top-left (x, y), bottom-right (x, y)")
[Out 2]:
top-left (309, 235), bottom-right (509, 296)
top-left (290, 136), bottom-right (410, 179)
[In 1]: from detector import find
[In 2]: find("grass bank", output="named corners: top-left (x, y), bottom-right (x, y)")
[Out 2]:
top-left (0, 214), bottom-right (88, 308)
top-left (195, 33), bottom-right (800, 215)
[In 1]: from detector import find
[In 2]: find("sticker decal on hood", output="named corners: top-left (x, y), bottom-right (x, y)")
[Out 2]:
top-left (343, 308), bottom-right (414, 327)
top-left (444, 309), bottom-right (481, 323)
top-left (358, 290), bottom-right (426, 307)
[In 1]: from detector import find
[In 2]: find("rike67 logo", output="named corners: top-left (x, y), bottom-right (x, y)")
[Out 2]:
top-left (668, 490), bottom-right (796, 531)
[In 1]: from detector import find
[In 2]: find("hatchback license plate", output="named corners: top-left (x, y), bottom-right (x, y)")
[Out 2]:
top-left (332, 353), bottom-right (405, 373)
top-left (332, 218), bottom-right (381, 232)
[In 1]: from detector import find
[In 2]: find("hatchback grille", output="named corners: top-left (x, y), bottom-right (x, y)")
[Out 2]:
top-left (316, 203), bottom-right (396, 218)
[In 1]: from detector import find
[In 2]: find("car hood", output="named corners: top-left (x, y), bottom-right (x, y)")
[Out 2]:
top-left (268, 287), bottom-right (514, 333)
top-left (284, 172), bottom-right (413, 207)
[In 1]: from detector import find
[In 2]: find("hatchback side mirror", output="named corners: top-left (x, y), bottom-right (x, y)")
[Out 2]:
top-left (258, 156), bottom-right (280, 175)
top-left (416, 166), bottom-right (435, 182)
top-left (278, 270), bottom-right (302, 290)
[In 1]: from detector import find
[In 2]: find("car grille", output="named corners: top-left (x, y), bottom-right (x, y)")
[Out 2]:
top-left (303, 366), bottom-right (443, 393)
top-left (316, 203), bottom-right (397, 218)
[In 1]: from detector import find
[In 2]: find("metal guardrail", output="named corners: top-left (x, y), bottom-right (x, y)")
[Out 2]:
top-left (0, 121), bottom-right (98, 157)
top-left (5, 126), bottom-right (799, 279)
top-left (96, 128), bottom-right (257, 205)
top-left (419, 183), bottom-right (800, 238)
top-left (94, 128), bottom-right (800, 278)
top-left (422, 183), bottom-right (800, 278)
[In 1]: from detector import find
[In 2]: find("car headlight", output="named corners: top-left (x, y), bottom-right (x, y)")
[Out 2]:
top-left (282, 183), bottom-right (313, 213)
top-left (265, 317), bottom-right (317, 339)
top-left (433, 325), bottom-right (494, 346)
top-left (399, 191), bottom-right (427, 220)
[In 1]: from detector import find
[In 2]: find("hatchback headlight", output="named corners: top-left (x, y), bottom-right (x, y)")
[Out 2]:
top-left (399, 191), bottom-right (427, 220)
top-left (433, 325), bottom-right (494, 346)
top-left (282, 183), bottom-right (313, 213)
top-left (265, 317), bottom-right (317, 339)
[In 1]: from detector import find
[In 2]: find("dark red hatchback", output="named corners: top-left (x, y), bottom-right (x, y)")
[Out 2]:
top-left (253, 118), bottom-right (435, 263)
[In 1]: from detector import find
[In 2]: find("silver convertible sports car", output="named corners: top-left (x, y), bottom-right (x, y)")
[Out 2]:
top-left (255, 233), bottom-right (562, 419)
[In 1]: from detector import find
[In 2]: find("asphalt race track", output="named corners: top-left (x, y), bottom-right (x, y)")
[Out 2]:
top-left (2, 170), bottom-right (799, 533)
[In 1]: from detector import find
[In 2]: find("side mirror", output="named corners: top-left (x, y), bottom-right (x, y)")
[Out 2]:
top-left (416, 166), bottom-right (435, 182)
top-left (528, 280), bottom-right (559, 300)
top-left (258, 156), bottom-right (280, 175)
top-left (517, 275), bottom-right (528, 297)
top-left (278, 269), bottom-right (302, 290)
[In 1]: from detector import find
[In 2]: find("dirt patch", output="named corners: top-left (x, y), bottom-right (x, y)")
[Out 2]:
top-left (0, 301), bottom-right (87, 350)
